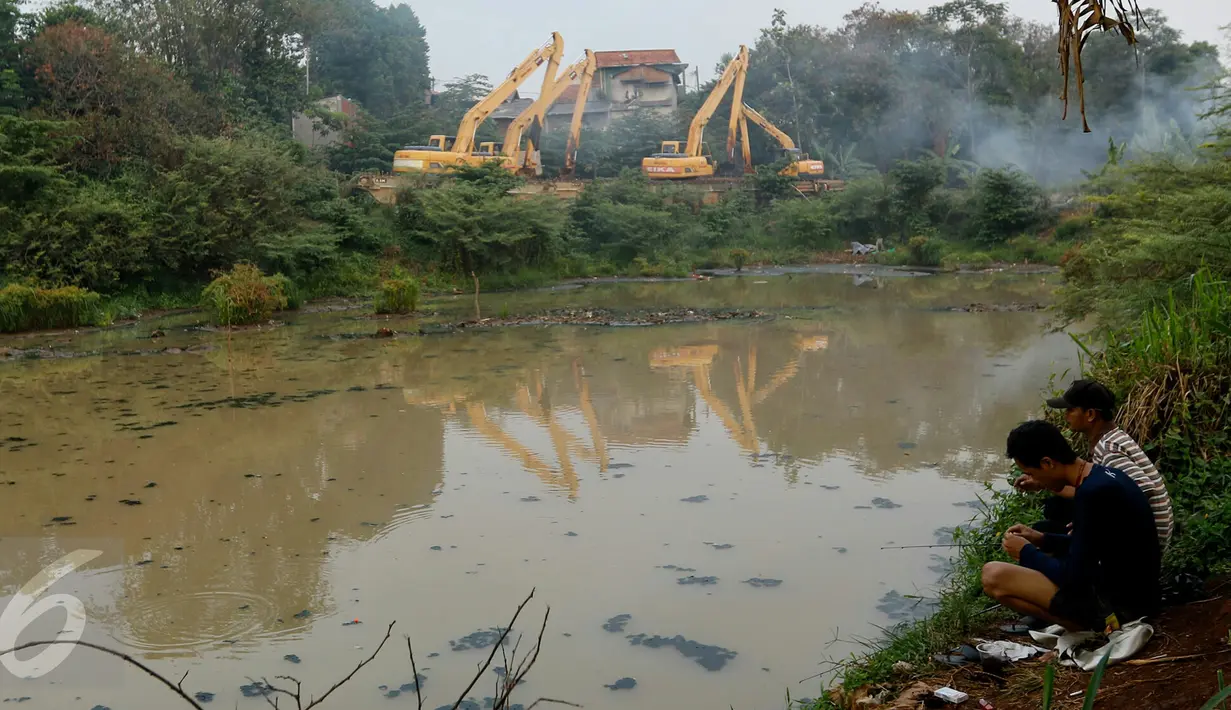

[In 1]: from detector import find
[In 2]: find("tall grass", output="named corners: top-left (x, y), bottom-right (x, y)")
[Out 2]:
top-left (1075, 268), bottom-right (1231, 576)
top-left (375, 273), bottom-right (420, 314)
top-left (200, 264), bottom-right (291, 326)
top-left (0, 283), bottom-right (106, 333)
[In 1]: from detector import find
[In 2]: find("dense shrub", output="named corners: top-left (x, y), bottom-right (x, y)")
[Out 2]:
top-left (0, 283), bottom-right (104, 332)
top-left (200, 264), bottom-right (291, 326)
top-left (375, 273), bottom-right (419, 314)
top-left (967, 167), bottom-right (1049, 245)
top-left (906, 235), bottom-right (945, 266)
top-left (0, 283), bottom-right (102, 331)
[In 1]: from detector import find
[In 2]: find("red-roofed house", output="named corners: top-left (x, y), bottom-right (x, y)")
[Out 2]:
top-left (491, 48), bottom-right (688, 133)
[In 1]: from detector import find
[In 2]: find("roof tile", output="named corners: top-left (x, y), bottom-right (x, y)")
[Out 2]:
top-left (594, 49), bottom-right (682, 68)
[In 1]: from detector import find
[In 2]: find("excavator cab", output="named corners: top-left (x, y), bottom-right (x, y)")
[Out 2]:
top-left (474, 141), bottom-right (504, 156)
top-left (657, 141), bottom-right (684, 155)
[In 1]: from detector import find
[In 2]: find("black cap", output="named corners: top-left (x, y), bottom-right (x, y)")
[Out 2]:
top-left (1047, 379), bottom-right (1115, 415)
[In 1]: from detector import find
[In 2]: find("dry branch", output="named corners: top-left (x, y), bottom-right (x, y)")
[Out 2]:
top-left (0, 640), bottom-right (206, 710)
top-left (451, 588), bottom-right (537, 710)
top-left (1056, 0), bottom-right (1145, 132)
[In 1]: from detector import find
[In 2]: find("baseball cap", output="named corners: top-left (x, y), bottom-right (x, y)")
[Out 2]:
top-left (1046, 379), bottom-right (1116, 414)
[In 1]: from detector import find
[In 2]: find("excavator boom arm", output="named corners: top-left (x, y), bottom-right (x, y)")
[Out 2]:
top-left (563, 50), bottom-right (597, 176)
top-left (741, 103), bottom-right (796, 150)
top-left (684, 45), bottom-right (748, 157)
top-left (452, 32), bottom-right (565, 156)
top-left (503, 50), bottom-right (594, 158)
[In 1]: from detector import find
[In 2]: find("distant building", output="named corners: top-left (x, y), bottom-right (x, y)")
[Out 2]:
top-left (491, 48), bottom-right (688, 134)
top-left (292, 95), bottom-right (358, 149)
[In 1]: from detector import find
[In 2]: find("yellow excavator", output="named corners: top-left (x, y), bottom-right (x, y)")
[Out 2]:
top-left (732, 103), bottom-right (826, 179)
top-left (641, 45), bottom-right (749, 180)
top-left (393, 33), bottom-right (565, 174)
top-left (501, 50), bottom-right (596, 177)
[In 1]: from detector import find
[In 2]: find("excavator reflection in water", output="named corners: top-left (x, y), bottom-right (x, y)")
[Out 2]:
top-left (649, 333), bottom-right (828, 454)
top-left (402, 360), bottom-right (612, 499)
top-left (400, 334), bottom-right (825, 495)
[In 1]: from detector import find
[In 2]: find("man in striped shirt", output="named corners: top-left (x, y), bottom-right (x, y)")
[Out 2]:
top-left (1045, 379), bottom-right (1174, 547)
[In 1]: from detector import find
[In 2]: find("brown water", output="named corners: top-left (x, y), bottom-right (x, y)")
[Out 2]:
top-left (0, 271), bottom-right (1075, 709)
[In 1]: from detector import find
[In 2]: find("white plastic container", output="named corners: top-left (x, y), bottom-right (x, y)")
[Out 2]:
top-left (934, 687), bottom-right (970, 704)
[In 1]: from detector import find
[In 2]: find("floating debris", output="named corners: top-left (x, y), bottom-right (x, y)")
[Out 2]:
top-left (625, 634), bottom-right (737, 671)
top-left (659, 564), bottom-right (696, 572)
top-left (602, 614), bottom-right (632, 633)
top-left (680, 495), bottom-right (709, 503)
top-left (240, 682), bottom-right (272, 697)
top-left (193, 692), bottom-right (214, 703)
top-left (677, 575), bottom-right (718, 586)
top-left (293, 609), bottom-right (312, 620)
top-left (704, 542), bottom-right (734, 550)
top-left (604, 677), bottom-right (637, 690)
top-left (519, 496), bottom-right (541, 503)
top-left (743, 578), bottom-right (783, 588)
top-left (871, 497), bottom-right (902, 509)
top-left (283, 654), bottom-right (301, 664)
top-left (897, 442), bottom-right (917, 450)
top-left (449, 628), bottom-right (508, 652)
top-left (118, 499), bottom-right (142, 506)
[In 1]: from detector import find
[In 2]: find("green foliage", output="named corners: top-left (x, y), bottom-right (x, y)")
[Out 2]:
top-left (396, 163), bottom-right (566, 275)
top-left (730, 248), bottom-right (750, 271)
top-left (906, 235), bottom-right (946, 266)
top-left (967, 168), bottom-right (1050, 245)
top-left (0, 282), bottom-right (104, 332)
top-left (200, 264), bottom-right (291, 326)
top-left (375, 271), bottom-right (419, 314)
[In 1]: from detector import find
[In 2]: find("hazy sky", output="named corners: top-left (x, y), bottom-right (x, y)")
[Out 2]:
top-left (399, 0), bottom-right (1228, 95)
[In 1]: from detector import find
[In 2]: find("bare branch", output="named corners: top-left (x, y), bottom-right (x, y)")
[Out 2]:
top-left (496, 607), bottom-right (551, 710)
top-left (0, 640), bottom-right (205, 710)
top-left (303, 621), bottom-right (395, 710)
top-left (178, 669), bottom-right (191, 692)
top-left (406, 637), bottom-right (424, 710)
top-left (524, 699), bottom-right (583, 710)
top-left (451, 589), bottom-right (536, 710)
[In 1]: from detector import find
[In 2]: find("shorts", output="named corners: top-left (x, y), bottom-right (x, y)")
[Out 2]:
top-left (1049, 586), bottom-right (1111, 631)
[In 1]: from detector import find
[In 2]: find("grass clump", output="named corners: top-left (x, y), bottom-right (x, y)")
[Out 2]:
top-left (0, 283), bottom-right (106, 333)
top-left (375, 271), bottom-right (420, 314)
top-left (200, 264), bottom-right (291, 326)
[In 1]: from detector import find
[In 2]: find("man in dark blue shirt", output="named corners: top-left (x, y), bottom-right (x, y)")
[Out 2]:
top-left (981, 421), bottom-right (1162, 632)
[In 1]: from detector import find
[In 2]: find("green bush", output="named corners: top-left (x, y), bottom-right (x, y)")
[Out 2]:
top-left (966, 251), bottom-right (993, 269)
top-left (200, 264), bottom-right (291, 326)
top-left (375, 274), bottom-right (419, 314)
top-left (1053, 211), bottom-right (1094, 242)
top-left (906, 235), bottom-right (946, 266)
top-left (0, 283), bottom-right (105, 332)
top-left (968, 167), bottom-right (1049, 245)
top-left (730, 248), bottom-right (750, 271)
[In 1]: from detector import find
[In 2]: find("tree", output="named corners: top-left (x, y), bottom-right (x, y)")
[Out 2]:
top-left (0, 0), bottom-right (23, 112)
top-left (25, 21), bottom-right (211, 174)
top-left (310, 0), bottom-right (430, 119)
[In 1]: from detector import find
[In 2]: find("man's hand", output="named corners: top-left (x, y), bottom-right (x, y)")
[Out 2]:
top-left (1006, 524), bottom-right (1045, 545)
top-left (1013, 474), bottom-right (1043, 492)
top-left (1002, 533), bottom-right (1029, 561)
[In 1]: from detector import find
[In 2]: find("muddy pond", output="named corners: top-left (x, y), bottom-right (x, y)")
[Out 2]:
top-left (0, 270), bottom-right (1076, 709)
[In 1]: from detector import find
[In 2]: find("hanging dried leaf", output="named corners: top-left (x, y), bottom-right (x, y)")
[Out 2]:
top-left (1056, 0), bottom-right (1144, 132)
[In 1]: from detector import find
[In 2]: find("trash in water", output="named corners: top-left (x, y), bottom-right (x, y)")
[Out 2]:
top-left (871, 497), bottom-right (902, 509)
top-left (604, 677), bottom-right (636, 690)
top-left (677, 575), bottom-right (718, 586)
top-left (449, 628), bottom-right (508, 652)
top-left (603, 614), bottom-right (632, 633)
top-left (680, 495), bottom-right (709, 503)
top-left (743, 578), bottom-right (782, 588)
top-left (625, 633), bottom-right (737, 671)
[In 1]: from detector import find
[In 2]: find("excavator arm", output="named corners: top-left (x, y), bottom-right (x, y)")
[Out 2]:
top-left (451, 32), bottom-right (565, 156)
top-left (741, 103), bottom-right (797, 150)
top-left (562, 51), bottom-right (597, 177)
top-left (502, 50), bottom-right (596, 174)
top-left (683, 45), bottom-right (748, 158)
top-left (727, 49), bottom-right (749, 163)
